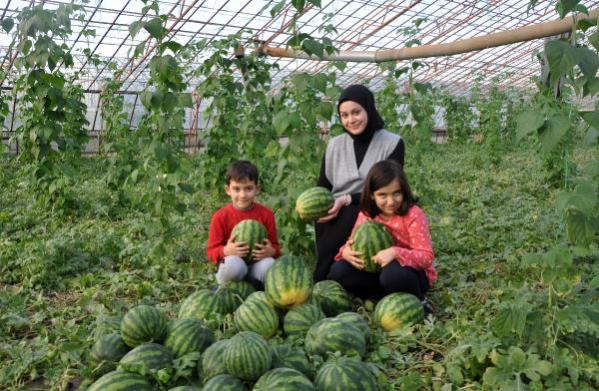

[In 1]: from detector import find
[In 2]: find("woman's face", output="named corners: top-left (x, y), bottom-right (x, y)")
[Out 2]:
top-left (339, 100), bottom-right (368, 135)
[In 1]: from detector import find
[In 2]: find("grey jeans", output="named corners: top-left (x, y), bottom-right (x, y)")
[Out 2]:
top-left (215, 256), bottom-right (275, 285)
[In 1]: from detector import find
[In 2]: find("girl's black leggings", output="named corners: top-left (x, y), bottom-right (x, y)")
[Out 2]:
top-left (329, 259), bottom-right (430, 300)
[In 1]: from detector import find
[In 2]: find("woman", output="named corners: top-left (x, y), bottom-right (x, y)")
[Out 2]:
top-left (314, 84), bottom-right (405, 282)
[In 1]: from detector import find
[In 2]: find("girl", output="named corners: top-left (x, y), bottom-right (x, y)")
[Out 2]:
top-left (314, 84), bottom-right (405, 282)
top-left (329, 160), bottom-right (436, 305)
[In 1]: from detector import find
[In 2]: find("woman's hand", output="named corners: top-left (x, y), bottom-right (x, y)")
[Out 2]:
top-left (342, 240), bottom-right (365, 270)
top-left (317, 195), bottom-right (351, 223)
top-left (373, 247), bottom-right (396, 268)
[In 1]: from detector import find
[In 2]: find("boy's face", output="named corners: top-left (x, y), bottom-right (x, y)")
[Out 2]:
top-left (225, 178), bottom-right (260, 211)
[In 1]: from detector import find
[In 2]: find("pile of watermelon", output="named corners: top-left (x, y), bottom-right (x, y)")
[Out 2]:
top-left (84, 242), bottom-right (426, 390)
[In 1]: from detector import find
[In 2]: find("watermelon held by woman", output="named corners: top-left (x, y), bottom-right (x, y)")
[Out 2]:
top-left (230, 219), bottom-right (268, 263)
top-left (351, 220), bottom-right (394, 273)
top-left (295, 187), bottom-right (334, 221)
top-left (264, 255), bottom-right (313, 309)
top-left (373, 292), bottom-right (424, 331)
top-left (120, 305), bottom-right (168, 348)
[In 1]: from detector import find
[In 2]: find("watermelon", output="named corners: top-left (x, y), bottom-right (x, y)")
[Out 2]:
top-left (351, 220), bottom-right (394, 273)
top-left (164, 318), bottom-right (214, 358)
top-left (244, 291), bottom-right (274, 308)
top-left (304, 317), bottom-right (366, 358)
top-left (230, 219), bottom-right (267, 263)
top-left (93, 315), bottom-right (122, 338)
top-left (226, 280), bottom-right (255, 300)
top-left (314, 357), bottom-right (377, 391)
top-left (202, 374), bottom-right (247, 390)
top-left (283, 303), bottom-right (325, 338)
top-left (120, 305), bottom-right (168, 348)
top-left (271, 345), bottom-right (314, 379)
top-left (200, 339), bottom-right (230, 380)
top-left (264, 255), bottom-right (313, 308)
top-left (311, 280), bottom-right (352, 316)
top-left (295, 187), bottom-right (334, 221)
top-left (254, 367), bottom-right (314, 390)
top-left (223, 331), bottom-right (272, 381)
top-left (373, 292), bottom-right (424, 331)
top-left (168, 386), bottom-right (201, 391)
top-left (234, 299), bottom-right (279, 339)
top-left (90, 333), bottom-right (130, 374)
top-left (336, 312), bottom-right (370, 342)
top-left (119, 342), bottom-right (173, 372)
top-left (87, 370), bottom-right (153, 391)
top-left (178, 288), bottom-right (239, 325)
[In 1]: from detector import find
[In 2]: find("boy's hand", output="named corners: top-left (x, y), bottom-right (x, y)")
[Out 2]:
top-left (223, 235), bottom-right (249, 258)
top-left (342, 240), bottom-right (364, 270)
top-left (317, 195), bottom-right (350, 223)
top-left (252, 239), bottom-right (275, 261)
top-left (373, 247), bottom-right (396, 268)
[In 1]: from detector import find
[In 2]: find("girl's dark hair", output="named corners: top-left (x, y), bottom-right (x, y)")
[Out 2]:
top-left (360, 160), bottom-right (418, 217)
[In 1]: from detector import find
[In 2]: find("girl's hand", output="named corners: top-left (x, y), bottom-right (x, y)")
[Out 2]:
top-left (342, 240), bottom-right (364, 270)
top-left (317, 195), bottom-right (351, 223)
top-left (223, 235), bottom-right (249, 258)
top-left (373, 247), bottom-right (396, 268)
top-left (252, 239), bottom-right (275, 261)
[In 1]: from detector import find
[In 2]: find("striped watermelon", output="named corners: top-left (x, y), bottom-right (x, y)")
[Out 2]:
top-left (178, 288), bottom-right (239, 326)
top-left (230, 219), bottom-right (267, 263)
top-left (168, 386), bottom-right (201, 391)
top-left (226, 280), bottom-right (255, 300)
top-left (271, 345), bottom-right (314, 379)
top-left (283, 303), bottom-right (325, 338)
top-left (314, 357), bottom-right (377, 391)
top-left (295, 187), bottom-right (334, 221)
top-left (351, 220), bottom-right (394, 273)
top-left (234, 299), bottom-right (279, 339)
top-left (254, 368), bottom-right (314, 390)
top-left (202, 374), bottom-right (247, 390)
top-left (223, 331), bottom-right (272, 381)
top-left (200, 339), bottom-right (230, 380)
top-left (93, 315), bottom-right (122, 339)
top-left (311, 280), bottom-right (352, 316)
top-left (119, 342), bottom-right (173, 372)
top-left (373, 292), bottom-right (424, 331)
top-left (336, 312), bottom-right (370, 342)
top-left (304, 318), bottom-right (366, 358)
top-left (265, 255), bottom-right (313, 308)
top-left (164, 318), bottom-right (215, 358)
top-left (87, 370), bottom-right (153, 391)
top-left (120, 305), bottom-right (168, 348)
top-left (90, 333), bottom-right (130, 374)
top-left (244, 291), bottom-right (274, 308)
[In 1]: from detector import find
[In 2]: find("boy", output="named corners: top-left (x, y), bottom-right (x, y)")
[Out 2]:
top-left (206, 160), bottom-right (280, 286)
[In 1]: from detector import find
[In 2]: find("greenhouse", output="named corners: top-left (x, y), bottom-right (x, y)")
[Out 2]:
top-left (0, 0), bottom-right (598, 389)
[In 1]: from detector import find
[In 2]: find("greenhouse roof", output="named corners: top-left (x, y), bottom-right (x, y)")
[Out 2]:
top-left (1, 0), bottom-right (598, 95)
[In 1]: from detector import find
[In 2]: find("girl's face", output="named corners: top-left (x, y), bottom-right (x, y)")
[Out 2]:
top-left (372, 179), bottom-right (403, 219)
top-left (339, 100), bottom-right (368, 135)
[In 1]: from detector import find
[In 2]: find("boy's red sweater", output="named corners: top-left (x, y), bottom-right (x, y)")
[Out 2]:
top-left (206, 203), bottom-right (281, 264)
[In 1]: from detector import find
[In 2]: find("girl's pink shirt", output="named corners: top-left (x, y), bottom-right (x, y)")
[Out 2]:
top-left (336, 206), bottom-right (437, 286)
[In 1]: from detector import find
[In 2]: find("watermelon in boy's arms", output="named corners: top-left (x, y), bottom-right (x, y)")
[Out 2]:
top-left (351, 220), bottom-right (394, 273)
top-left (230, 219), bottom-right (268, 263)
top-left (295, 187), bottom-right (334, 221)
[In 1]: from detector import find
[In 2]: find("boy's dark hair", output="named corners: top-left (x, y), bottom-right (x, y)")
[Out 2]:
top-left (360, 160), bottom-right (418, 217)
top-left (226, 160), bottom-right (259, 185)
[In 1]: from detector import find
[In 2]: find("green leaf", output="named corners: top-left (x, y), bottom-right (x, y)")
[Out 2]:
top-left (270, 0), bottom-right (286, 17)
top-left (580, 110), bottom-right (599, 129)
top-left (538, 114), bottom-right (570, 153)
top-left (308, 0), bottom-right (322, 7)
top-left (291, 0), bottom-right (306, 12)
top-left (178, 93), bottom-right (192, 108)
top-left (589, 31), bottom-right (599, 51)
top-left (583, 76), bottom-right (599, 97)
top-left (144, 17), bottom-right (166, 40)
top-left (129, 20), bottom-right (144, 39)
top-left (159, 41), bottom-right (183, 55)
top-left (1, 17), bottom-right (14, 33)
top-left (556, 0), bottom-right (582, 18)
top-left (545, 40), bottom-right (581, 86)
top-left (302, 38), bottom-right (324, 59)
top-left (576, 47), bottom-right (599, 79)
top-left (515, 110), bottom-right (545, 141)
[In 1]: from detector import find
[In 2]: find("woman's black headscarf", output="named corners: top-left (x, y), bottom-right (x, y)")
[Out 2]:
top-left (337, 84), bottom-right (385, 142)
